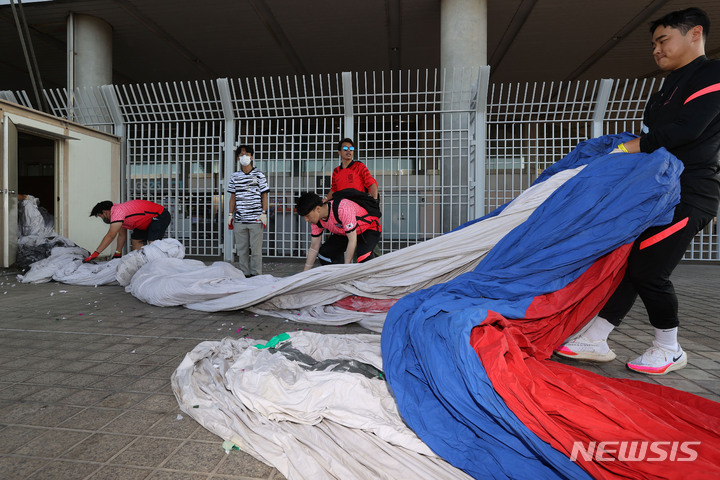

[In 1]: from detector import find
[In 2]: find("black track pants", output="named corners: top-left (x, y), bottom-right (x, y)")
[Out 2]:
top-left (599, 203), bottom-right (714, 329)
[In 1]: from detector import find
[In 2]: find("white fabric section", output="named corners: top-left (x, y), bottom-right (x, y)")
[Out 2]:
top-left (16, 196), bottom-right (77, 270)
top-left (19, 168), bottom-right (580, 331)
top-left (19, 239), bottom-right (185, 286)
top-left (18, 195), bottom-right (55, 237)
top-left (126, 166), bottom-right (583, 331)
top-left (18, 246), bottom-right (90, 284)
top-left (172, 331), bottom-right (473, 480)
top-left (115, 239), bottom-right (185, 286)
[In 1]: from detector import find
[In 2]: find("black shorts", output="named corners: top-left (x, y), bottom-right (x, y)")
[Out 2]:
top-left (317, 229), bottom-right (381, 265)
top-left (130, 209), bottom-right (171, 242)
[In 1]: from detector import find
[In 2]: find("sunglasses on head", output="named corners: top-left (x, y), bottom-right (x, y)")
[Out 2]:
top-left (342, 146), bottom-right (355, 151)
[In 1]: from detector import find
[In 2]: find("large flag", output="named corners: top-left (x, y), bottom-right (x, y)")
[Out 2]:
top-left (382, 134), bottom-right (720, 479)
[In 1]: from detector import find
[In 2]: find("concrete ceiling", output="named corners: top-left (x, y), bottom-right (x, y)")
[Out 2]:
top-left (1, 0), bottom-right (719, 95)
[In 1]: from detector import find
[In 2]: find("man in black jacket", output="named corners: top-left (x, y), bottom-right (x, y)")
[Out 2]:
top-left (556, 7), bottom-right (720, 375)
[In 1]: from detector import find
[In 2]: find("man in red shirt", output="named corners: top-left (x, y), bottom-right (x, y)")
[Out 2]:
top-left (325, 138), bottom-right (378, 202)
top-left (83, 199), bottom-right (171, 262)
top-left (296, 192), bottom-right (381, 271)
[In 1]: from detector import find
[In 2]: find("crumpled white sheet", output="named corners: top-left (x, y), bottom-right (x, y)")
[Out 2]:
top-left (19, 195), bottom-right (55, 238)
top-left (15, 196), bottom-right (77, 270)
top-left (19, 167), bottom-right (580, 331)
top-left (126, 167), bottom-right (583, 331)
top-left (19, 239), bottom-right (186, 286)
top-left (172, 331), bottom-right (473, 480)
top-left (115, 239), bottom-right (185, 286)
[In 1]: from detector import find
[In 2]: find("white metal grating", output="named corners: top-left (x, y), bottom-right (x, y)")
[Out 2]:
top-left (37, 72), bottom-right (718, 262)
top-left (113, 81), bottom-right (225, 256)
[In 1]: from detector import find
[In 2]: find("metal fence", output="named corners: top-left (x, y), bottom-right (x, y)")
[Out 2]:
top-left (8, 67), bottom-right (717, 261)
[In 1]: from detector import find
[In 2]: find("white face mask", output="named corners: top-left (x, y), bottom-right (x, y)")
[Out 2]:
top-left (238, 154), bottom-right (252, 167)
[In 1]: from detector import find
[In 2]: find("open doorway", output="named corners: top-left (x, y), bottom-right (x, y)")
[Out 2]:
top-left (17, 132), bottom-right (55, 217)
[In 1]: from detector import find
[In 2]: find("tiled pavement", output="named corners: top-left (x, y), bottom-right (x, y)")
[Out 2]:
top-left (0, 260), bottom-right (718, 480)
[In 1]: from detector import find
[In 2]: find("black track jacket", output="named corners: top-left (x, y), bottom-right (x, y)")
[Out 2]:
top-left (640, 55), bottom-right (720, 215)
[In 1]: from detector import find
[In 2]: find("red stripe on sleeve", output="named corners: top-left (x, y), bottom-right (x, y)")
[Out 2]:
top-left (683, 83), bottom-right (720, 104)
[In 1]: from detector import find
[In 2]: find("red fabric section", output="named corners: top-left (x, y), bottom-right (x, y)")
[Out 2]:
top-left (684, 83), bottom-right (720, 105)
top-left (505, 244), bottom-right (632, 360)
top-left (332, 296), bottom-right (398, 313)
top-left (470, 246), bottom-right (720, 479)
top-left (639, 217), bottom-right (689, 250)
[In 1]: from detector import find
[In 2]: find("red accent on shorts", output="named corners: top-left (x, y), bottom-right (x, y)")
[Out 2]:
top-left (639, 217), bottom-right (689, 250)
top-left (684, 83), bottom-right (720, 104)
top-left (356, 251), bottom-right (372, 263)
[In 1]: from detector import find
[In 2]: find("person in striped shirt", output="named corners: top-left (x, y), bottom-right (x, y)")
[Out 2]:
top-left (227, 145), bottom-right (269, 277)
top-left (83, 199), bottom-right (171, 262)
top-left (296, 191), bottom-right (381, 271)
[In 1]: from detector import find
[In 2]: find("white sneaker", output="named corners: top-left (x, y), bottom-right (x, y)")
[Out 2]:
top-left (554, 335), bottom-right (616, 362)
top-left (626, 341), bottom-right (687, 375)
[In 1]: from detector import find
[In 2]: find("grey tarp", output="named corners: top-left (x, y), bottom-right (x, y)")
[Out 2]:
top-left (18, 166), bottom-right (580, 331)
top-left (128, 166), bottom-right (582, 331)
top-left (172, 331), bottom-right (474, 480)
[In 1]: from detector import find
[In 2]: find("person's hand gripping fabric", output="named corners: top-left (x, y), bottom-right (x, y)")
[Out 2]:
top-left (83, 251), bottom-right (100, 263)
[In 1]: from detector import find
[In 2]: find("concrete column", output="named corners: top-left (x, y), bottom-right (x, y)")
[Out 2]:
top-left (69, 14), bottom-right (112, 89)
top-left (440, 0), bottom-right (487, 72)
top-left (439, 0), bottom-right (487, 230)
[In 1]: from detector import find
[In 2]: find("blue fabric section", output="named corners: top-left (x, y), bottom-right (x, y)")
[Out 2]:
top-left (453, 132), bottom-right (638, 231)
top-left (381, 136), bottom-right (683, 479)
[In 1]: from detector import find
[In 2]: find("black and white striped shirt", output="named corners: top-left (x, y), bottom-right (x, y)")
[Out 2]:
top-left (227, 168), bottom-right (269, 222)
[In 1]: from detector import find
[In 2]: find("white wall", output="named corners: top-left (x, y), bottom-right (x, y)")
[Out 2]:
top-left (63, 130), bottom-right (120, 253)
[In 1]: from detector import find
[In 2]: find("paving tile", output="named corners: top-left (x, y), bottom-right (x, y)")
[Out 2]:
top-left (61, 433), bottom-right (135, 463)
top-left (29, 459), bottom-right (100, 480)
top-left (144, 470), bottom-right (208, 480)
top-left (14, 404), bottom-right (85, 428)
top-left (146, 413), bottom-right (201, 440)
top-left (116, 364), bottom-right (163, 377)
top-left (90, 375), bottom-right (139, 391)
top-left (101, 410), bottom-right (165, 435)
top-left (216, 448), bottom-right (275, 477)
top-left (56, 373), bottom-right (107, 388)
top-left (0, 384), bottom-right (45, 401)
top-left (95, 392), bottom-right (149, 410)
top-left (13, 429), bottom-right (91, 457)
top-left (0, 425), bottom-right (47, 454)
top-left (134, 394), bottom-right (181, 414)
top-left (1, 261), bottom-right (718, 480)
top-left (61, 389), bottom-right (113, 408)
top-left (0, 454), bottom-right (49, 480)
top-left (0, 402), bottom-right (41, 424)
top-left (110, 437), bottom-right (183, 468)
top-left (123, 377), bottom-right (170, 394)
top-left (83, 362), bottom-right (127, 376)
top-left (0, 370), bottom-right (37, 383)
top-left (161, 440), bottom-right (227, 473)
top-left (86, 464), bottom-right (153, 480)
top-left (22, 386), bottom-right (77, 404)
top-left (57, 407), bottom-right (124, 430)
